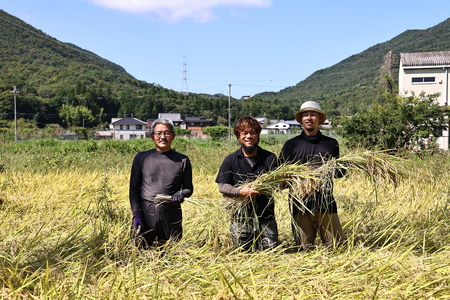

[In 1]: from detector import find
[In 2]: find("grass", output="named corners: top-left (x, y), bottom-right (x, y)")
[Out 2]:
top-left (1, 139), bottom-right (450, 299)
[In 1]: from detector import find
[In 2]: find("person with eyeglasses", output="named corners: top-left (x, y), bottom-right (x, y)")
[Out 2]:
top-left (216, 116), bottom-right (279, 251)
top-left (129, 118), bottom-right (193, 249)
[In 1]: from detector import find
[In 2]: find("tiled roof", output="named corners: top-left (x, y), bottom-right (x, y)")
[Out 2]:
top-left (111, 117), bottom-right (147, 125)
top-left (185, 116), bottom-right (211, 121)
top-left (158, 113), bottom-right (182, 121)
top-left (401, 51), bottom-right (450, 67)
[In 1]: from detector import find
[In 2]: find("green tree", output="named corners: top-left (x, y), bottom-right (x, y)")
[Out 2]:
top-left (202, 126), bottom-right (229, 141)
top-left (335, 92), bottom-right (448, 150)
top-left (174, 127), bottom-right (191, 137)
top-left (59, 104), bottom-right (95, 127)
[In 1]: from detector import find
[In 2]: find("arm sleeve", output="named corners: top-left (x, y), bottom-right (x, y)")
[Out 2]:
top-left (129, 153), bottom-right (143, 214)
top-left (181, 157), bottom-right (194, 198)
top-left (278, 142), bottom-right (292, 165)
top-left (333, 140), bottom-right (346, 178)
top-left (218, 183), bottom-right (241, 197)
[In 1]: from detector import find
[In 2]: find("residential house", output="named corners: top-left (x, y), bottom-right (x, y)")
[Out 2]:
top-left (110, 117), bottom-right (147, 140)
top-left (156, 113), bottom-right (184, 126)
top-left (184, 116), bottom-right (212, 138)
top-left (265, 120), bottom-right (301, 134)
top-left (95, 131), bottom-right (113, 140)
top-left (146, 113), bottom-right (184, 132)
top-left (398, 51), bottom-right (450, 150)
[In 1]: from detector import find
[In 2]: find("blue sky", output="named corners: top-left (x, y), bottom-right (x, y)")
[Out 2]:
top-left (2, 0), bottom-right (450, 99)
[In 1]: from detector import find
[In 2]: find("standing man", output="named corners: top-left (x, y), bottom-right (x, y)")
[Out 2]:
top-left (216, 116), bottom-right (278, 251)
top-left (280, 101), bottom-right (345, 249)
top-left (129, 118), bottom-right (193, 248)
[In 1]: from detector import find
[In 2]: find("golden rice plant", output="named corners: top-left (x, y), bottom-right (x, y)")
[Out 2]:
top-left (319, 150), bottom-right (407, 186)
top-left (222, 162), bottom-right (321, 214)
top-left (225, 150), bottom-right (406, 214)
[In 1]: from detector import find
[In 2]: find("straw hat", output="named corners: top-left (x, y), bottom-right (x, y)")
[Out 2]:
top-left (295, 101), bottom-right (326, 124)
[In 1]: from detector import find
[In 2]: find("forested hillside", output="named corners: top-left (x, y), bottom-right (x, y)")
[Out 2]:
top-left (1, 8), bottom-right (450, 129)
top-left (253, 18), bottom-right (450, 118)
top-left (0, 9), bottom-right (294, 128)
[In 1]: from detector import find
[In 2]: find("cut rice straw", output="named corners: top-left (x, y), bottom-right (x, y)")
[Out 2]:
top-left (320, 150), bottom-right (407, 186)
top-left (224, 150), bottom-right (406, 214)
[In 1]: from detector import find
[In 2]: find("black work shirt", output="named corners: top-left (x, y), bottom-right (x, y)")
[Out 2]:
top-left (129, 149), bottom-right (193, 214)
top-left (280, 131), bottom-right (340, 213)
top-left (216, 146), bottom-right (277, 220)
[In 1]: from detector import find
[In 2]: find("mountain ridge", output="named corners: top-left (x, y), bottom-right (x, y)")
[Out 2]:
top-left (1, 9), bottom-right (450, 128)
top-left (253, 17), bottom-right (450, 117)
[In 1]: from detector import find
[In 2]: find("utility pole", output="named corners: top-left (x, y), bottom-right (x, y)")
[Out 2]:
top-left (228, 81), bottom-right (232, 141)
top-left (11, 86), bottom-right (19, 142)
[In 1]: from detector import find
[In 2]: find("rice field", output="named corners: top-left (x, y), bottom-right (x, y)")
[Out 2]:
top-left (0, 139), bottom-right (450, 299)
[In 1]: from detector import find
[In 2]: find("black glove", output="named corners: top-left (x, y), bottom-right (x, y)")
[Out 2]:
top-left (133, 211), bottom-right (143, 228)
top-left (171, 191), bottom-right (185, 203)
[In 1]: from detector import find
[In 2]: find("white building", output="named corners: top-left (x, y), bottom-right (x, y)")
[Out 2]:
top-left (110, 117), bottom-right (147, 140)
top-left (398, 51), bottom-right (450, 150)
top-left (265, 120), bottom-right (301, 134)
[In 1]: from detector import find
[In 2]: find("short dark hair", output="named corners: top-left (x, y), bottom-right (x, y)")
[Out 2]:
top-left (233, 116), bottom-right (261, 139)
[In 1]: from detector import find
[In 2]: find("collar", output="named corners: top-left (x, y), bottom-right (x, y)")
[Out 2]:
top-left (301, 130), bottom-right (322, 142)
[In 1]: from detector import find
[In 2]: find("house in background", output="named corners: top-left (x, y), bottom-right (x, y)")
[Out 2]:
top-left (183, 116), bottom-right (212, 138)
top-left (146, 113), bottom-right (185, 132)
top-left (156, 113), bottom-right (184, 126)
top-left (95, 131), bottom-right (113, 140)
top-left (264, 120), bottom-right (301, 134)
top-left (110, 117), bottom-right (147, 140)
top-left (398, 51), bottom-right (450, 150)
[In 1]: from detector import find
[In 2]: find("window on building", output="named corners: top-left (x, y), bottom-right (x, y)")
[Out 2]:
top-left (120, 135), bottom-right (123, 140)
top-left (130, 134), bottom-right (137, 139)
top-left (412, 77), bottom-right (436, 84)
top-left (136, 125), bottom-right (142, 130)
top-left (126, 125), bottom-right (130, 130)
top-left (120, 125), bottom-right (123, 130)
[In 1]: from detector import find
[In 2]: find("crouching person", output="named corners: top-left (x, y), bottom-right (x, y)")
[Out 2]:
top-left (129, 118), bottom-right (193, 249)
top-left (216, 116), bottom-right (279, 251)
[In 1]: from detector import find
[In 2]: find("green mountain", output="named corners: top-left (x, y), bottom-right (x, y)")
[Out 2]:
top-left (0, 9), bottom-right (234, 127)
top-left (253, 17), bottom-right (450, 118)
top-left (1, 8), bottom-right (450, 128)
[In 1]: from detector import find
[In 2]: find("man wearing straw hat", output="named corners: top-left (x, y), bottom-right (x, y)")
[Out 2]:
top-left (216, 116), bottom-right (279, 251)
top-left (129, 118), bottom-right (193, 249)
top-left (280, 101), bottom-right (345, 250)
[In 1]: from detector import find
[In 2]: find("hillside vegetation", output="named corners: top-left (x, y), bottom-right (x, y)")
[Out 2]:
top-left (1, 9), bottom-right (450, 129)
top-left (254, 18), bottom-right (450, 117)
top-left (0, 9), bottom-right (293, 129)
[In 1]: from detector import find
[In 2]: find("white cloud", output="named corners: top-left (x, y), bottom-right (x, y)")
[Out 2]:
top-left (86, 0), bottom-right (271, 22)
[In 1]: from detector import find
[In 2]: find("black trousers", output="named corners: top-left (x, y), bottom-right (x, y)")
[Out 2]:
top-left (140, 201), bottom-right (183, 247)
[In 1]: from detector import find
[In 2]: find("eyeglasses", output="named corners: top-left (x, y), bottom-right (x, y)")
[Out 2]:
top-left (240, 130), bottom-right (257, 136)
top-left (154, 131), bottom-right (173, 138)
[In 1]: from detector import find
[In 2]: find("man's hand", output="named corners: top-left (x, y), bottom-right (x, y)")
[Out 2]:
top-left (133, 211), bottom-right (143, 228)
top-left (239, 183), bottom-right (260, 199)
top-left (171, 191), bottom-right (185, 203)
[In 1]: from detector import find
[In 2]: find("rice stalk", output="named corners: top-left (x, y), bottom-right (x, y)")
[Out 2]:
top-left (221, 162), bottom-right (321, 215)
top-left (320, 150), bottom-right (407, 186)
top-left (224, 150), bottom-right (406, 214)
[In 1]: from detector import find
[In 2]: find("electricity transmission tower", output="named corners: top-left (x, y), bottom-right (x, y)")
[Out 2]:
top-left (181, 55), bottom-right (189, 95)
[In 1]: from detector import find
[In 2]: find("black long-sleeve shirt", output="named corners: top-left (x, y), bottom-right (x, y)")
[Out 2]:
top-left (216, 146), bottom-right (277, 220)
top-left (279, 131), bottom-right (340, 213)
top-left (129, 149), bottom-right (193, 214)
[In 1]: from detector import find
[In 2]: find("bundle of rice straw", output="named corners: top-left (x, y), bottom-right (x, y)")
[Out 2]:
top-left (224, 162), bottom-right (321, 214)
top-left (318, 150), bottom-right (406, 186)
top-left (224, 150), bottom-right (405, 213)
